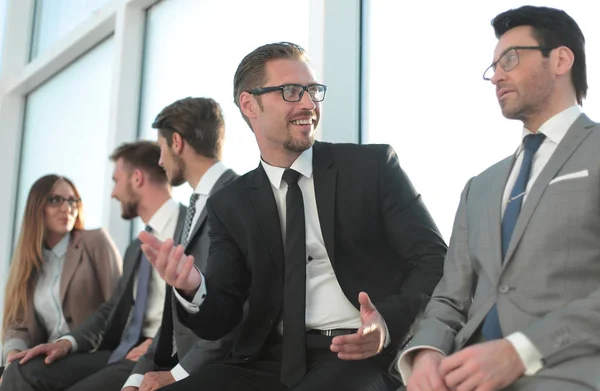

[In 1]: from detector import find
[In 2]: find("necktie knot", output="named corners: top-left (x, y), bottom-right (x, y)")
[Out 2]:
top-left (523, 133), bottom-right (546, 154)
top-left (282, 169), bottom-right (302, 187)
top-left (189, 192), bottom-right (200, 206)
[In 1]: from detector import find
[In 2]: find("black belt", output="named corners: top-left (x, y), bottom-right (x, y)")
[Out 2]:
top-left (307, 328), bottom-right (358, 337)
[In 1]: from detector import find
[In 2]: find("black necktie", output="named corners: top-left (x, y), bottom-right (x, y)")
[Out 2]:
top-left (280, 169), bottom-right (307, 386)
top-left (481, 133), bottom-right (546, 340)
top-left (108, 225), bottom-right (153, 364)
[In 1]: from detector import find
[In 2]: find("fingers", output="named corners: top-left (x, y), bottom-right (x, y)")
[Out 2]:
top-left (330, 329), bottom-right (381, 360)
top-left (19, 346), bottom-right (45, 364)
top-left (176, 255), bottom-right (195, 286)
top-left (439, 351), bottom-right (464, 378)
top-left (139, 231), bottom-right (163, 251)
top-left (443, 363), bottom-right (472, 389)
top-left (358, 291), bottom-right (376, 312)
top-left (163, 244), bottom-right (184, 283)
top-left (9, 351), bottom-right (27, 362)
top-left (44, 349), bottom-right (61, 364)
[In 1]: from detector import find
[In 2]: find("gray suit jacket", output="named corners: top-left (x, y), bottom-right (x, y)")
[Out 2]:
top-left (132, 169), bottom-right (240, 376)
top-left (400, 114), bottom-right (600, 389)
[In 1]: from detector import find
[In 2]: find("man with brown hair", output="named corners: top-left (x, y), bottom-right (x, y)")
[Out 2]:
top-left (140, 42), bottom-right (446, 390)
top-left (123, 97), bottom-right (239, 391)
top-left (0, 140), bottom-right (186, 391)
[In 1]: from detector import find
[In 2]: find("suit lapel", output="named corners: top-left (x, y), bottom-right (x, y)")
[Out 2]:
top-left (60, 231), bottom-right (83, 303)
top-left (250, 165), bottom-right (285, 277)
top-left (183, 169), bottom-right (237, 251)
top-left (312, 142), bottom-right (337, 264)
top-left (485, 156), bottom-right (514, 277)
top-left (503, 114), bottom-right (596, 266)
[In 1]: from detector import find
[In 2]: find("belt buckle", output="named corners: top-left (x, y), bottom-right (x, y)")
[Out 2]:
top-left (322, 329), bottom-right (333, 337)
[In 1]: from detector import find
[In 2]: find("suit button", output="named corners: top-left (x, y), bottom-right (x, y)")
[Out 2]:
top-left (498, 284), bottom-right (510, 294)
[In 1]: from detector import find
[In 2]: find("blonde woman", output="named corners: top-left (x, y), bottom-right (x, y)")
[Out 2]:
top-left (1, 174), bottom-right (122, 367)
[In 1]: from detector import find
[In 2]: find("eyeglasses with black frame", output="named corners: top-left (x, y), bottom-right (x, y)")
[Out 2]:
top-left (483, 46), bottom-right (555, 81)
top-left (47, 195), bottom-right (81, 208)
top-left (247, 83), bottom-right (327, 102)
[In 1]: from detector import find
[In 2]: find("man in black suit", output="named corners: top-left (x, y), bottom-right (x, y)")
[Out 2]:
top-left (140, 42), bottom-right (447, 391)
top-left (0, 141), bottom-right (185, 391)
top-left (123, 97), bottom-right (239, 391)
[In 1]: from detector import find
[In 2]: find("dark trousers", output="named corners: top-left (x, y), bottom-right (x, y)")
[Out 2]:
top-left (0, 351), bottom-right (135, 391)
top-left (159, 335), bottom-right (400, 391)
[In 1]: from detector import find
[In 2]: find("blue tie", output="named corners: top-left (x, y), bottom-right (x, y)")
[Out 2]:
top-left (108, 225), bottom-right (153, 364)
top-left (481, 133), bottom-right (546, 340)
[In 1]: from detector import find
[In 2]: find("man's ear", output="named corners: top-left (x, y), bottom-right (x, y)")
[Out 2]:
top-left (240, 92), bottom-right (259, 120)
top-left (172, 132), bottom-right (184, 154)
top-left (554, 46), bottom-right (575, 77)
top-left (132, 168), bottom-right (144, 188)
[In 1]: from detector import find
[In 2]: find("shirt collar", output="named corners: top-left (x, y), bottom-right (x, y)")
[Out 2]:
top-left (194, 161), bottom-right (227, 196)
top-left (147, 198), bottom-right (178, 237)
top-left (518, 105), bottom-right (582, 153)
top-left (261, 147), bottom-right (313, 189)
top-left (46, 232), bottom-right (71, 258)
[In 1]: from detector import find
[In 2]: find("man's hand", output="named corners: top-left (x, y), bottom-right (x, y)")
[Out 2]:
top-left (13, 340), bottom-right (72, 365)
top-left (6, 349), bottom-right (21, 364)
top-left (140, 371), bottom-right (176, 391)
top-left (125, 338), bottom-right (153, 362)
top-left (330, 292), bottom-right (386, 360)
top-left (439, 339), bottom-right (525, 391)
top-left (139, 231), bottom-right (200, 297)
top-left (406, 349), bottom-right (449, 391)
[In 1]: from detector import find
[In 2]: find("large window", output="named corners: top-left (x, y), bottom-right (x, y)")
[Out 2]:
top-left (16, 38), bottom-right (114, 237)
top-left (362, 0), bottom-right (600, 240)
top-left (30, 0), bottom-right (109, 59)
top-left (138, 0), bottom-right (323, 206)
top-left (0, 0), bottom-right (7, 73)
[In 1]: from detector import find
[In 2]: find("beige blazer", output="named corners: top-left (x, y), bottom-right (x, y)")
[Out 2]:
top-left (3, 228), bottom-right (122, 356)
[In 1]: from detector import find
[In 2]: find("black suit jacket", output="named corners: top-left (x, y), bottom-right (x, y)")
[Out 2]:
top-left (133, 169), bottom-right (240, 375)
top-left (69, 204), bottom-right (187, 352)
top-left (179, 142), bottom-right (447, 366)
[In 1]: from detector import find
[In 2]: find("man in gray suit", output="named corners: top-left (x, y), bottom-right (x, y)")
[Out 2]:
top-left (123, 97), bottom-right (240, 391)
top-left (397, 6), bottom-right (600, 391)
top-left (0, 141), bottom-right (185, 391)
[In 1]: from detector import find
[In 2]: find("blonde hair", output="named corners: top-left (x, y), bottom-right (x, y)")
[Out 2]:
top-left (2, 175), bottom-right (85, 340)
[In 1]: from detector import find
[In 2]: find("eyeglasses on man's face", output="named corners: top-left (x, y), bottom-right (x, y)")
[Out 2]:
top-left (47, 195), bottom-right (81, 208)
top-left (483, 46), bottom-right (554, 81)
top-left (247, 83), bottom-right (327, 102)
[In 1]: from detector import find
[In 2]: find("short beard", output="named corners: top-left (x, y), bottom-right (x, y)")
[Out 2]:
top-left (502, 61), bottom-right (554, 122)
top-left (283, 130), bottom-right (315, 153)
top-left (120, 183), bottom-right (140, 220)
top-left (168, 152), bottom-right (186, 187)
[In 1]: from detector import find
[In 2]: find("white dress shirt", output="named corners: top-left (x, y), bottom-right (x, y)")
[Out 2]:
top-left (396, 105), bottom-right (583, 382)
top-left (36, 233), bottom-right (72, 342)
top-left (176, 149), bottom-right (393, 343)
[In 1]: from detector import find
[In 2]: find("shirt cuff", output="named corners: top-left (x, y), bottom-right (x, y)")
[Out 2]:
top-left (382, 318), bottom-right (391, 348)
top-left (171, 364), bottom-right (189, 381)
top-left (56, 335), bottom-right (78, 353)
top-left (173, 271), bottom-right (206, 314)
top-left (3, 338), bottom-right (28, 361)
top-left (121, 374), bottom-right (143, 389)
top-left (396, 346), bottom-right (446, 384)
top-left (506, 332), bottom-right (544, 375)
